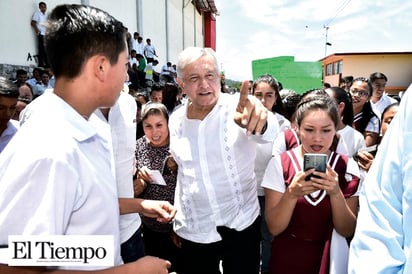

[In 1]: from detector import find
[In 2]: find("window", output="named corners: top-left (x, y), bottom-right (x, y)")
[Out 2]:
top-left (326, 61), bottom-right (343, 76)
top-left (336, 61), bottom-right (343, 74)
top-left (333, 62), bottom-right (339, 75)
top-left (326, 63), bottom-right (333, 76)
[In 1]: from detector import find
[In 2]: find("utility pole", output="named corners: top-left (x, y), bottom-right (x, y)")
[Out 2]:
top-left (324, 26), bottom-right (332, 57)
top-left (322, 0), bottom-right (352, 57)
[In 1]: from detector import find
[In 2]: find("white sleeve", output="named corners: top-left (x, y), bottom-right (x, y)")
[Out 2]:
top-left (261, 155), bottom-right (286, 193)
top-left (31, 11), bottom-right (39, 22)
top-left (272, 131), bottom-right (287, 156)
top-left (258, 110), bottom-right (279, 143)
top-left (345, 157), bottom-right (361, 196)
top-left (365, 116), bottom-right (380, 134)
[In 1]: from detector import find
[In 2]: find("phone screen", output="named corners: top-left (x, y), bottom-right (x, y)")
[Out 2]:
top-left (304, 153), bottom-right (327, 181)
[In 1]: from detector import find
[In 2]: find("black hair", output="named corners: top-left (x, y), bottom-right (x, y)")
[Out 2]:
top-left (351, 77), bottom-right (373, 96)
top-left (151, 83), bottom-right (163, 93)
top-left (369, 72), bottom-right (387, 83)
top-left (381, 102), bottom-right (399, 121)
top-left (16, 69), bottom-right (28, 76)
top-left (32, 67), bottom-right (42, 75)
top-left (340, 76), bottom-right (353, 84)
top-left (278, 81), bottom-right (283, 91)
top-left (252, 74), bottom-right (285, 115)
top-left (135, 97), bottom-right (142, 110)
top-left (327, 86), bottom-right (354, 126)
top-left (279, 89), bottom-right (301, 122)
top-left (349, 77), bottom-right (379, 133)
top-left (46, 4), bottom-right (127, 78)
top-left (295, 95), bottom-right (339, 129)
top-left (128, 83), bottom-right (138, 91)
top-left (162, 83), bottom-right (180, 113)
top-left (301, 88), bottom-right (326, 101)
top-left (323, 82), bottom-right (331, 89)
top-left (0, 76), bottom-right (19, 98)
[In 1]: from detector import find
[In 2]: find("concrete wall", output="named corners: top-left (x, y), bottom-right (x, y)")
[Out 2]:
top-left (0, 0), bottom-right (69, 69)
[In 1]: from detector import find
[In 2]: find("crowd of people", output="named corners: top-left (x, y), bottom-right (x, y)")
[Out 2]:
top-left (28, 1), bottom-right (179, 117)
top-left (0, 2), bottom-right (410, 274)
top-left (126, 31), bottom-right (179, 100)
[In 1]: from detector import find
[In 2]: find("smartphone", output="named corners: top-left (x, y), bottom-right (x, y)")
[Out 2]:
top-left (357, 145), bottom-right (377, 155)
top-left (304, 153), bottom-right (327, 181)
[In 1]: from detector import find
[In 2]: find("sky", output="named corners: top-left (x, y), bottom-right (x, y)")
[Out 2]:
top-left (214, 0), bottom-right (412, 81)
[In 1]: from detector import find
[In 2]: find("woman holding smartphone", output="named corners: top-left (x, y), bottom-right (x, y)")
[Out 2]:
top-left (262, 95), bottom-right (360, 274)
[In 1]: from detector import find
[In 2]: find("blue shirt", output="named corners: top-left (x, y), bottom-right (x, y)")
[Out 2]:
top-left (348, 85), bottom-right (412, 273)
top-left (0, 119), bottom-right (19, 153)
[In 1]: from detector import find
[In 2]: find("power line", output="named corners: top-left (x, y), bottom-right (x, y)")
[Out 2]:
top-left (323, 0), bottom-right (352, 56)
top-left (324, 0), bottom-right (352, 27)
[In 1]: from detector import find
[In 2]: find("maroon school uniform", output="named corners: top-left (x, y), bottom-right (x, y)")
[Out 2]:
top-left (353, 112), bottom-right (364, 132)
top-left (269, 150), bottom-right (359, 274)
top-left (284, 128), bottom-right (300, 150)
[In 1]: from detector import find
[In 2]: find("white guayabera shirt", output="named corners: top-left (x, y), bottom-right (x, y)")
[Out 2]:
top-left (169, 93), bottom-right (279, 243)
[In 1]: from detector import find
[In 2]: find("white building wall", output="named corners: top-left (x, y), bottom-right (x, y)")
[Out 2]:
top-left (167, 0), bottom-right (184, 64)
top-left (0, 0), bottom-right (205, 77)
top-left (0, 0), bottom-right (78, 68)
top-left (89, 0), bottom-right (138, 33)
top-left (182, 4), bottom-right (204, 50)
top-left (140, 0), bottom-right (167, 65)
top-left (195, 9), bottom-right (204, 46)
top-left (342, 55), bottom-right (412, 88)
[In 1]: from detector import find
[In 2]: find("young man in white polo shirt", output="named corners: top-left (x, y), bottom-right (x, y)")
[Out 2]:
top-left (369, 72), bottom-right (397, 117)
top-left (0, 4), bottom-right (172, 273)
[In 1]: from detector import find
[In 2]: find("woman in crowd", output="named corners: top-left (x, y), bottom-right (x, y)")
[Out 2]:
top-left (272, 88), bottom-right (324, 155)
top-left (325, 86), bottom-right (366, 157)
top-left (262, 95), bottom-right (360, 274)
top-left (135, 103), bottom-right (181, 273)
top-left (253, 74), bottom-right (290, 131)
top-left (356, 101), bottom-right (399, 171)
top-left (379, 102), bottom-right (399, 139)
top-left (349, 77), bottom-right (380, 147)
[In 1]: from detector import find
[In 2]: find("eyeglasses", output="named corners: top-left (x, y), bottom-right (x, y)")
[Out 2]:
top-left (349, 88), bottom-right (369, 97)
